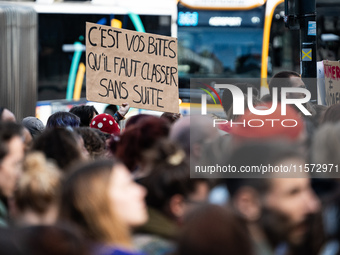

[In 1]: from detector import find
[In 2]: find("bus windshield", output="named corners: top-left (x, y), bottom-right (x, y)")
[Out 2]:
top-left (178, 5), bottom-right (265, 85)
top-left (179, 27), bottom-right (264, 77)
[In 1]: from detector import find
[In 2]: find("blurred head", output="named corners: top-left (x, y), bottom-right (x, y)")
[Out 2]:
top-left (269, 71), bottom-right (305, 100)
top-left (169, 116), bottom-right (191, 155)
top-left (178, 204), bottom-right (253, 255)
top-left (20, 225), bottom-right (89, 255)
top-left (321, 103), bottom-right (340, 125)
top-left (22, 127), bottom-right (33, 152)
top-left (15, 152), bottom-right (61, 226)
top-left (46, 112), bottom-right (80, 129)
top-left (195, 135), bottom-right (233, 179)
top-left (226, 142), bottom-right (320, 247)
top-left (125, 114), bottom-right (151, 129)
top-left (75, 127), bottom-right (106, 159)
top-left (259, 177), bottom-right (320, 247)
top-left (169, 115), bottom-right (220, 159)
top-left (22, 116), bottom-right (45, 139)
top-left (139, 140), bottom-right (210, 221)
top-left (160, 112), bottom-right (182, 125)
top-left (0, 107), bottom-right (16, 122)
top-left (311, 122), bottom-right (340, 174)
top-left (32, 128), bottom-right (87, 171)
top-left (69, 105), bottom-right (98, 127)
top-left (115, 115), bottom-right (170, 171)
top-left (0, 122), bottom-right (24, 198)
top-left (312, 104), bottom-right (327, 127)
top-left (60, 159), bottom-right (147, 247)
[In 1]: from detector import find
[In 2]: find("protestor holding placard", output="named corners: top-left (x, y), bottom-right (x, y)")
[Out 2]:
top-left (71, 102), bottom-right (131, 145)
top-left (70, 103), bottom-right (130, 127)
top-left (323, 60), bottom-right (340, 106)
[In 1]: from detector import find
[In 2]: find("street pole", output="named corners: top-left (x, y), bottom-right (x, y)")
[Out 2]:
top-left (299, 0), bottom-right (317, 102)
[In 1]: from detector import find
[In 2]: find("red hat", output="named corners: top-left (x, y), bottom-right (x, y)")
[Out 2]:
top-left (218, 103), bottom-right (305, 141)
top-left (90, 113), bottom-right (120, 135)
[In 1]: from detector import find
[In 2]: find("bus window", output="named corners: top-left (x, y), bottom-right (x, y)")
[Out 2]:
top-left (178, 5), bottom-right (265, 85)
top-left (177, 1), bottom-right (284, 97)
top-left (317, 3), bottom-right (340, 61)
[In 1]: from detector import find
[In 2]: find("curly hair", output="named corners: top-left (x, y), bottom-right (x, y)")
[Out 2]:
top-left (114, 116), bottom-right (170, 171)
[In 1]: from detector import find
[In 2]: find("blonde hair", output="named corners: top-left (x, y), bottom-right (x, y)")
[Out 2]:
top-left (15, 152), bottom-right (61, 214)
top-left (60, 160), bottom-right (131, 247)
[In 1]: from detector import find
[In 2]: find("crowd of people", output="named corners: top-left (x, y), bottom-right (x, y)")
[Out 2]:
top-left (0, 70), bottom-right (340, 255)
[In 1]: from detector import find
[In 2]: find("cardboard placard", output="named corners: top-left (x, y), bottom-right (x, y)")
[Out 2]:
top-left (323, 60), bottom-right (340, 106)
top-left (86, 22), bottom-right (179, 113)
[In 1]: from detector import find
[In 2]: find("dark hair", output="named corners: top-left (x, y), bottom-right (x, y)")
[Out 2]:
top-left (225, 141), bottom-right (303, 197)
top-left (138, 140), bottom-right (204, 213)
top-left (46, 112), bottom-right (80, 128)
top-left (321, 104), bottom-right (340, 125)
top-left (20, 225), bottom-right (89, 255)
top-left (69, 105), bottom-right (98, 127)
top-left (0, 122), bottom-right (23, 162)
top-left (75, 127), bottom-right (106, 159)
top-left (268, 70), bottom-right (301, 101)
top-left (115, 116), bottom-right (170, 171)
top-left (92, 128), bottom-right (111, 142)
top-left (177, 205), bottom-right (253, 255)
top-left (125, 114), bottom-right (151, 129)
top-left (32, 128), bottom-right (84, 171)
top-left (160, 112), bottom-right (181, 124)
